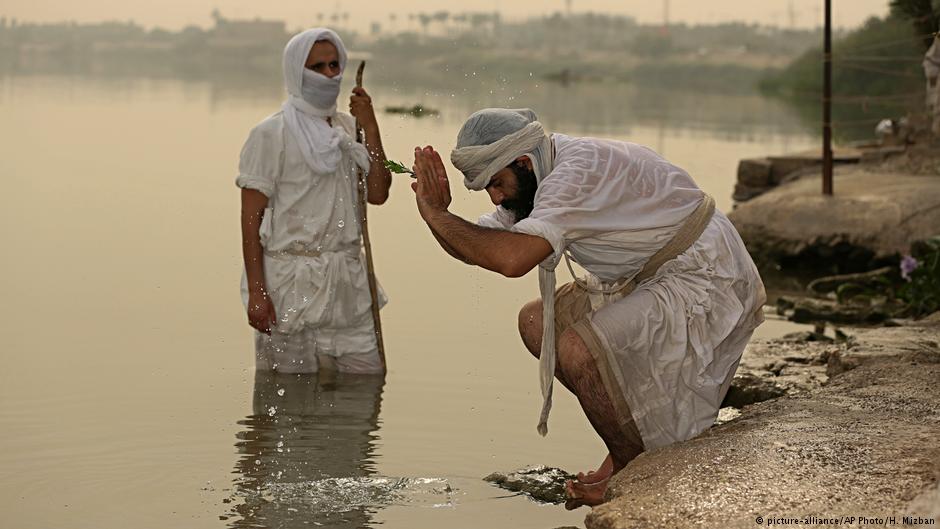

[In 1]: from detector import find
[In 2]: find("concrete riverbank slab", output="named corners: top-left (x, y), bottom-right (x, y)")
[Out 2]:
top-left (728, 166), bottom-right (940, 262)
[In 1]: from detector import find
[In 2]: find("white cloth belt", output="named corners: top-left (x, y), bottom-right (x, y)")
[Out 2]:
top-left (264, 246), bottom-right (359, 260)
top-left (263, 247), bottom-right (362, 333)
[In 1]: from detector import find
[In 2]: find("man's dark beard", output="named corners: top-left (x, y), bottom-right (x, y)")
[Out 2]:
top-left (501, 163), bottom-right (538, 223)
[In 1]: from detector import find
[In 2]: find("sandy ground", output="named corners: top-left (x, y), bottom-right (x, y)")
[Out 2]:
top-left (585, 315), bottom-right (940, 529)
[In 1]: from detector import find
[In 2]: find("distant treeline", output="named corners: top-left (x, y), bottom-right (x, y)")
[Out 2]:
top-left (0, 12), bottom-right (826, 93)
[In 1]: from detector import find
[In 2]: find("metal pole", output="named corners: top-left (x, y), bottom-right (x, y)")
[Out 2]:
top-left (823, 0), bottom-right (833, 195)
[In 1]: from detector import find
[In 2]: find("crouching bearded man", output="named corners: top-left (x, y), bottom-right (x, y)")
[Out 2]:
top-left (409, 108), bottom-right (766, 507)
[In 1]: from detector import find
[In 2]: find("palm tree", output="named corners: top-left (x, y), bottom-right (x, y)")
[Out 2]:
top-left (418, 13), bottom-right (432, 35)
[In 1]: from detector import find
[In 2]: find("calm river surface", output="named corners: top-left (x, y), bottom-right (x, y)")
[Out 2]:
top-left (0, 72), bottom-right (813, 528)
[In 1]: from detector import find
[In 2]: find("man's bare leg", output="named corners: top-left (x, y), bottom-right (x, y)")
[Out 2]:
top-left (518, 299), bottom-right (576, 393)
top-left (518, 301), bottom-right (643, 506)
top-left (519, 301), bottom-right (621, 482)
top-left (556, 328), bottom-right (643, 508)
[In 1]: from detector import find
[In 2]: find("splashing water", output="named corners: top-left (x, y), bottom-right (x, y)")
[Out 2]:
top-left (237, 477), bottom-right (455, 514)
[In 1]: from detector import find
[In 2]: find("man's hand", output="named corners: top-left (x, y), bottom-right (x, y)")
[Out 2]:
top-left (247, 289), bottom-right (277, 335)
top-left (349, 87), bottom-right (378, 131)
top-left (410, 145), bottom-right (551, 278)
top-left (412, 146), bottom-right (452, 221)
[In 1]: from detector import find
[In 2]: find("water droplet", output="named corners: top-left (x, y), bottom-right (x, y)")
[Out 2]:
top-left (277, 388), bottom-right (285, 396)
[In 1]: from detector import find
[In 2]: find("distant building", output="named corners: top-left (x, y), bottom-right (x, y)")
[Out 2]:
top-left (207, 10), bottom-right (287, 52)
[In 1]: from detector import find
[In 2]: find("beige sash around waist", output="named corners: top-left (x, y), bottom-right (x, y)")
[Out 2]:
top-left (563, 193), bottom-right (717, 297)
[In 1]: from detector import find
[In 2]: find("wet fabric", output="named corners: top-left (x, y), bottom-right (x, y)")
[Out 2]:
top-left (478, 134), bottom-right (765, 449)
top-left (254, 327), bottom-right (385, 374)
top-left (553, 282), bottom-right (645, 451)
top-left (237, 28), bottom-right (385, 365)
top-left (237, 111), bottom-right (386, 357)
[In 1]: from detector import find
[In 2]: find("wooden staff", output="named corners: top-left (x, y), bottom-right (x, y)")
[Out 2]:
top-left (354, 60), bottom-right (387, 372)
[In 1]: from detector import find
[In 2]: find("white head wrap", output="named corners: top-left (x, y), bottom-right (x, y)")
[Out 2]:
top-left (925, 35), bottom-right (940, 79)
top-left (281, 28), bottom-right (369, 175)
top-left (450, 108), bottom-right (553, 190)
top-left (451, 108), bottom-right (560, 436)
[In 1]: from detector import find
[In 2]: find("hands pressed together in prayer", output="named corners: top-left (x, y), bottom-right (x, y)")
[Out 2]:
top-left (412, 146), bottom-right (452, 221)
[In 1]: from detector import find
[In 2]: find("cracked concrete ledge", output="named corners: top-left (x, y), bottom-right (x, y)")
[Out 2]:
top-left (728, 167), bottom-right (940, 265)
top-left (585, 315), bottom-right (940, 529)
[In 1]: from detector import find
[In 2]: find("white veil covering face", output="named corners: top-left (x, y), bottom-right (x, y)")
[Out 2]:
top-left (450, 109), bottom-right (560, 436)
top-left (281, 28), bottom-right (369, 175)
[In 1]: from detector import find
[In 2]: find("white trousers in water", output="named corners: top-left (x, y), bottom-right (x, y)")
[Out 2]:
top-left (254, 327), bottom-right (384, 374)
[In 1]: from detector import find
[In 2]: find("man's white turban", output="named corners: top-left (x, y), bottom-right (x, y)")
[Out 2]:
top-left (450, 108), bottom-right (553, 190)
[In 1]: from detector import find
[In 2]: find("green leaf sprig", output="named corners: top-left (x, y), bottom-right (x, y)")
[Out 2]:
top-left (383, 159), bottom-right (416, 178)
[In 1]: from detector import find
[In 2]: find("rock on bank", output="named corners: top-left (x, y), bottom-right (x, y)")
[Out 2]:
top-left (586, 316), bottom-right (940, 529)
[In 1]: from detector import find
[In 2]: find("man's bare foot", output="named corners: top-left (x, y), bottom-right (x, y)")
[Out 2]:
top-left (576, 453), bottom-right (613, 484)
top-left (564, 477), bottom-right (609, 509)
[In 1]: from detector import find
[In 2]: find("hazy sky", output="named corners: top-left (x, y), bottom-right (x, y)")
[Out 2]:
top-left (3, 0), bottom-right (889, 32)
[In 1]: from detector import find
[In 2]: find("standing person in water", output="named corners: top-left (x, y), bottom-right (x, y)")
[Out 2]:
top-left (410, 108), bottom-right (765, 507)
top-left (237, 28), bottom-right (392, 375)
top-left (925, 35), bottom-right (940, 135)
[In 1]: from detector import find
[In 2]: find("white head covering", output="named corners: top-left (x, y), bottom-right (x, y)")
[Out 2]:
top-left (281, 28), bottom-right (369, 175)
top-left (925, 35), bottom-right (940, 79)
top-left (451, 108), bottom-right (561, 436)
top-left (450, 108), bottom-right (554, 190)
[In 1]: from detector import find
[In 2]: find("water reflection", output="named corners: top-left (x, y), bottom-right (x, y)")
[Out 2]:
top-left (227, 371), bottom-right (385, 528)
top-left (194, 69), bottom-right (814, 140)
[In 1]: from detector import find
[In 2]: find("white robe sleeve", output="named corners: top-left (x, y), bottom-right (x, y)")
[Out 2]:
top-left (509, 139), bottom-right (605, 262)
top-left (236, 118), bottom-right (283, 198)
top-left (477, 206), bottom-right (517, 230)
top-left (512, 137), bottom-right (704, 267)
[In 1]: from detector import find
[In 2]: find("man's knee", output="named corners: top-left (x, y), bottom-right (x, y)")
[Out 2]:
top-left (556, 328), bottom-right (591, 382)
top-left (518, 300), bottom-right (543, 357)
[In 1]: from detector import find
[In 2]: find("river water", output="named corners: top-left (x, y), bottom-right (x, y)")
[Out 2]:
top-left (0, 72), bottom-right (813, 528)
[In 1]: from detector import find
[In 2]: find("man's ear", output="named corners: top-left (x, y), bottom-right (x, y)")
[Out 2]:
top-left (515, 156), bottom-right (534, 171)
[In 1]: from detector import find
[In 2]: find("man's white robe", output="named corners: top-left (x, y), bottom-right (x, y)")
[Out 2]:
top-left (481, 134), bottom-right (765, 449)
